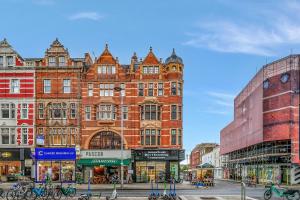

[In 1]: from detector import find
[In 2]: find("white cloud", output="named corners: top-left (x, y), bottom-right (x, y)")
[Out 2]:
top-left (183, 1), bottom-right (300, 56)
top-left (200, 91), bottom-right (235, 115)
top-left (69, 12), bottom-right (104, 21)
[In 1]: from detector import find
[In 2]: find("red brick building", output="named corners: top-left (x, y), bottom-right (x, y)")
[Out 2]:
top-left (0, 39), bottom-right (34, 180)
top-left (33, 39), bottom-right (90, 182)
top-left (190, 143), bottom-right (219, 169)
top-left (220, 55), bottom-right (300, 184)
top-left (79, 45), bottom-right (184, 183)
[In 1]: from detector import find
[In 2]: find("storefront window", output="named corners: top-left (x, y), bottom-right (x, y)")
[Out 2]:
top-left (136, 161), bottom-right (166, 183)
top-left (61, 161), bottom-right (75, 182)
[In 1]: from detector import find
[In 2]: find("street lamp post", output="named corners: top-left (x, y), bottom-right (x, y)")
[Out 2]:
top-left (114, 86), bottom-right (124, 189)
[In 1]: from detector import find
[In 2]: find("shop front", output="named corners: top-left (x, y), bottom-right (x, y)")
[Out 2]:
top-left (0, 148), bottom-right (31, 181)
top-left (132, 149), bottom-right (185, 183)
top-left (34, 148), bottom-right (76, 183)
top-left (77, 150), bottom-right (132, 184)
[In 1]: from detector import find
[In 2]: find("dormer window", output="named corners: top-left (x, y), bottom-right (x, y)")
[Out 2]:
top-left (49, 57), bottom-right (56, 66)
top-left (7, 56), bottom-right (13, 67)
top-left (0, 56), bottom-right (3, 67)
top-left (98, 65), bottom-right (116, 75)
top-left (59, 56), bottom-right (65, 66)
top-left (143, 66), bottom-right (159, 74)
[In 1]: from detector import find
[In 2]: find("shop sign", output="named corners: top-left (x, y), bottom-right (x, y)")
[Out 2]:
top-left (0, 148), bottom-right (31, 161)
top-left (80, 150), bottom-right (131, 159)
top-left (134, 150), bottom-right (181, 161)
top-left (77, 158), bottom-right (131, 166)
top-left (36, 135), bottom-right (45, 146)
top-left (35, 148), bottom-right (76, 160)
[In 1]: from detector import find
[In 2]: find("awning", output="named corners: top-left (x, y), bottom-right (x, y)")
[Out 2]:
top-left (77, 158), bottom-right (131, 166)
top-left (196, 163), bottom-right (215, 169)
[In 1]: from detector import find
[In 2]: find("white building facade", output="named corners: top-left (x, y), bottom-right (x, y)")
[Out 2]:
top-left (202, 146), bottom-right (223, 179)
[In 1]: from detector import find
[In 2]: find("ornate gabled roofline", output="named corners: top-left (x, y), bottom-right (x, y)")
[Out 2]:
top-left (95, 43), bottom-right (116, 64)
top-left (142, 46), bottom-right (160, 65)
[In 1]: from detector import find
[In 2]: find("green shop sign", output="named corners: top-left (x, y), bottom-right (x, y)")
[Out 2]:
top-left (78, 158), bottom-right (131, 166)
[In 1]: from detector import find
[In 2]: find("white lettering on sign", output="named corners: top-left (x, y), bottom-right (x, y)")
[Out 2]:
top-left (80, 150), bottom-right (131, 159)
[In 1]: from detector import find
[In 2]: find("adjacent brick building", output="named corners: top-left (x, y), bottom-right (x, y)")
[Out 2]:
top-left (0, 39), bottom-right (34, 180)
top-left (220, 55), bottom-right (300, 185)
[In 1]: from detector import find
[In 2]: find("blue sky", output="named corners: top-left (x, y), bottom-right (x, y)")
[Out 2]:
top-left (2, 0), bottom-right (300, 159)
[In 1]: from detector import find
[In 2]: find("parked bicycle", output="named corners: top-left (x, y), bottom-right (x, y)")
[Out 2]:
top-left (54, 184), bottom-right (76, 199)
top-left (264, 183), bottom-right (300, 200)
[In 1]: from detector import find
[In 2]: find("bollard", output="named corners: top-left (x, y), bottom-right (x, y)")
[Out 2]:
top-left (241, 182), bottom-right (246, 200)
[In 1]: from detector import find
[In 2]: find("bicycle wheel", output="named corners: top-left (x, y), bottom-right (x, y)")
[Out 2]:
top-left (68, 188), bottom-right (76, 198)
top-left (6, 190), bottom-right (15, 200)
top-left (52, 189), bottom-right (62, 200)
top-left (264, 190), bottom-right (272, 200)
top-left (286, 191), bottom-right (300, 200)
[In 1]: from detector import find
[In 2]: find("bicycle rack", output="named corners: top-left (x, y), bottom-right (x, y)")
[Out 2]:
top-left (241, 182), bottom-right (246, 200)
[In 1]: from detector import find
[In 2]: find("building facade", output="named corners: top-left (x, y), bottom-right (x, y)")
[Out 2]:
top-left (79, 45), bottom-right (184, 183)
top-left (190, 143), bottom-right (219, 169)
top-left (0, 39), bottom-right (35, 181)
top-left (34, 39), bottom-right (87, 182)
top-left (202, 146), bottom-right (223, 179)
top-left (221, 55), bottom-right (300, 185)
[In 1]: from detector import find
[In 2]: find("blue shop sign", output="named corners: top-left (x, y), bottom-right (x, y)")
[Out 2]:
top-left (35, 148), bottom-right (76, 160)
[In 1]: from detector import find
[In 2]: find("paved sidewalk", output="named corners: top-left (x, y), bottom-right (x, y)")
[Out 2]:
top-left (87, 196), bottom-right (257, 200)
top-left (0, 181), bottom-right (197, 190)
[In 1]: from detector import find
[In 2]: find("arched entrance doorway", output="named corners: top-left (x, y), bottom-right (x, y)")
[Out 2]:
top-left (89, 131), bottom-right (122, 149)
top-left (79, 131), bottom-right (131, 184)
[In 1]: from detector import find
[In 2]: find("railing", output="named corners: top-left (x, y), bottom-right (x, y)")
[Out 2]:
top-left (241, 182), bottom-right (246, 200)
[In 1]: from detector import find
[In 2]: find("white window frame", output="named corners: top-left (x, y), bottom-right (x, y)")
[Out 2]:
top-left (85, 106), bottom-right (91, 120)
top-left (21, 104), bottom-right (28, 119)
top-left (58, 56), bottom-right (65, 66)
top-left (48, 56), bottom-right (56, 66)
top-left (44, 79), bottom-right (51, 93)
top-left (63, 79), bottom-right (71, 93)
top-left (7, 56), bottom-right (14, 67)
top-left (10, 79), bottom-right (20, 94)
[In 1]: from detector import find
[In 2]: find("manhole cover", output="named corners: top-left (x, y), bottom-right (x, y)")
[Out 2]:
top-left (200, 197), bottom-right (218, 200)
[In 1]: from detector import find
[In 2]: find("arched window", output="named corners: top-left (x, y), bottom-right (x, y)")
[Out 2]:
top-left (89, 131), bottom-right (122, 149)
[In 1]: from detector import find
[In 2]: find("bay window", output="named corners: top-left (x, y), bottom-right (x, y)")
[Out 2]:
top-left (140, 104), bottom-right (161, 120)
top-left (97, 104), bottom-right (115, 120)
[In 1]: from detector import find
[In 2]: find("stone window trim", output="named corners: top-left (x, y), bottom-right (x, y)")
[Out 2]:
top-left (170, 104), bottom-right (182, 120)
top-left (170, 128), bottom-right (182, 146)
top-left (140, 104), bottom-right (162, 121)
top-left (140, 128), bottom-right (161, 146)
top-left (0, 127), bottom-right (15, 145)
top-left (1, 103), bottom-right (15, 119)
top-left (171, 81), bottom-right (182, 96)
